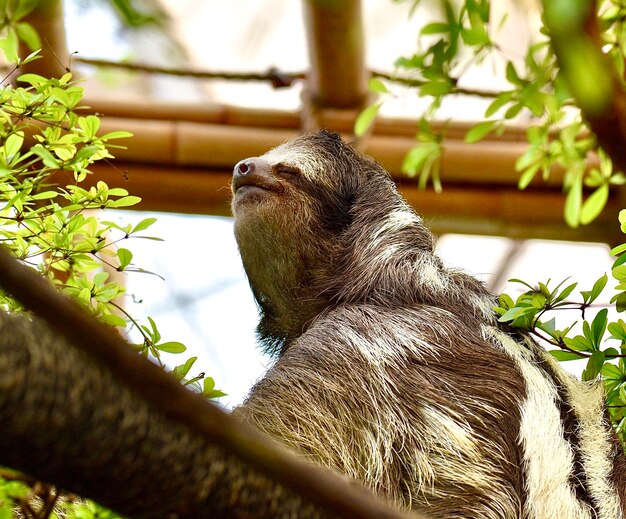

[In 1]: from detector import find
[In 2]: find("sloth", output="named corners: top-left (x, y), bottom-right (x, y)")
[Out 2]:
top-left (230, 130), bottom-right (626, 519)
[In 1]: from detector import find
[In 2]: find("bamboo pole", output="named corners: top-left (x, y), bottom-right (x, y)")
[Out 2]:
top-left (95, 116), bottom-right (545, 185)
top-left (82, 97), bottom-right (530, 142)
top-left (19, 0), bottom-right (69, 78)
top-left (302, 0), bottom-right (368, 109)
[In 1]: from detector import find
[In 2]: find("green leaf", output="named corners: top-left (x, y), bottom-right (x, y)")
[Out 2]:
top-left (508, 278), bottom-right (536, 291)
top-left (465, 121), bottom-right (497, 143)
top-left (580, 184), bottom-right (609, 225)
top-left (591, 308), bottom-right (608, 347)
top-left (31, 191), bottom-right (58, 200)
top-left (583, 350), bottom-right (605, 381)
top-left (421, 22), bottom-right (451, 35)
top-left (4, 131), bottom-right (24, 158)
top-left (613, 264), bottom-right (626, 281)
top-left (609, 320), bottom-right (626, 342)
top-left (100, 130), bottom-right (134, 140)
top-left (402, 144), bottom-right (436, 176)
top-left (614, 255), bottom-right (626, 271)
top-left (16, 72), bottom-right (46, 85)
top-left (354, 103), bottom-right (381, 137)
top-left (132, 217), bottom-right (157, 234)
top-left (554, 282), bottom-right (577, 304)
top-left (581, 274), bottom-right (607, 304)
top-left (18, 49), bottom-right (41, 66)
top-left (485, 92), bottom-right (513, 117)
top-left (15, 22), bottom-right (41, 51)
top-left (109, 195), bottom-right (142, 208)
top-left (14, 0), bottom-right (39, 20)
top-left (610, 243), bottom-right (626, 256)
top-left (368, 77), bottom-right (389, 94)
top-left (602, 362), bottom-right (623, 379)
top-left (419, 81), bottom-right (452, 97)
top-left (79, 115), bottom-right (101, 139)
top-left (0, 28), bottom-right (19, 63)
top-left (505, 62), bottom-right (523, 86)
top-left (517, 163), bottom-right (541, 190)
top-left (549, 350), bottom-right (583, 361)
top-left (564, 174), bottom-right (583, 227)
top-left (203, 377), bottom-right (227, 399)
top-left (461, 27), bottom-right (489, 46)
top-left (156, 341), bottom-right (186, 354)
top-left (117, 248), bottom-right (133, 270)
top-left (611, 292), bottom-right (626, 313)
top-left (504, 103), bottom-right (523, 119)
top-left (172, 356), bottom-right (197, 380)
top-left (564, 335), bottom-right (592, 352)
top-left (32, 144), bottom-right (60, 168)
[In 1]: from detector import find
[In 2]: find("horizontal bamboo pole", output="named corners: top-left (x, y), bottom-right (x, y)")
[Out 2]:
top-left (83, 162), bottom-right (618, 243)
top-left (85, 97), bottom-right (529, 141)
top-left (98, 117), bottom-right (542, 186)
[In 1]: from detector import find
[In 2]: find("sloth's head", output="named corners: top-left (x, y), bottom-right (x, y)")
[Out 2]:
top-left (231, 130), bottom-right (434, 354)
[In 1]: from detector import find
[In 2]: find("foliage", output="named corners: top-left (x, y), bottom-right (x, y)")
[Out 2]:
top-left (361, 0), bottom-right (626, 227)
top-left (0, 2), bottom-right (224, 517)
top-left (363, 0), bottom-right (626, 446)
top-left (357, 0), bottom-right (626, 446)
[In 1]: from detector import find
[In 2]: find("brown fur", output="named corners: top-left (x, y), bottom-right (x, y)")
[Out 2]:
top-left (231, 130), bottom-right (626, 518)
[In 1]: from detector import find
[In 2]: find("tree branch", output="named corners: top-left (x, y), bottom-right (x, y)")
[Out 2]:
top-left (73, 57), bottom-right (305, 89)
top-left (0, 244), bottom-right (423, 519)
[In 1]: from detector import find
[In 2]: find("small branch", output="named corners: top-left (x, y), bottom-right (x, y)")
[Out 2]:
top-left (73, 57), bottom-right (305, 89)
top-left (72, 57), bottom-right (505, 100)
top-left (371, 70), bottom-right (502, 99)
top-left (0, 467), bottom-right (37, 486)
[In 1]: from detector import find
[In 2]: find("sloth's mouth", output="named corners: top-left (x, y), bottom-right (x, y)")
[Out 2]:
top-left (232, 177), bottom-right (282, 198)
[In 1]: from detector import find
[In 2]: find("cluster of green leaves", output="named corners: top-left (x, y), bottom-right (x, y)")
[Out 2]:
top-left (358, 0), bottom-right (626, 227)
top-left (494, 217), bottom-right (626, 442)
top-left (0, 3), bottom-right (224, 517)
top-left (0, 0), bottom-right (41, 63)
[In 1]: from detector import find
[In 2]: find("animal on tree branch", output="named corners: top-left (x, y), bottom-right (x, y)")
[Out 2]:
top-left (231, 130), bottom-right (626, 518)
top-left (0, 131), bottom-right (623, 519)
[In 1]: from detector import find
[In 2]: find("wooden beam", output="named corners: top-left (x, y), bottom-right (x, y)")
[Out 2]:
top-left (96, 116), bottom-right (549, 186)
top-left (75, 104), bottom-right (614, 243)
top-left (302, 0), bottom-right (368, 109)
top-left (79, 161), bottom-right (619, 244)
top-left (20, 0), bottom-right (69, 78)
top-left (83, 97), bottom-right (529, 142)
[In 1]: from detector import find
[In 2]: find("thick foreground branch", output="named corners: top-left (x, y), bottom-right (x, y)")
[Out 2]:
top-left (0, 245), bottom-right (421, 519)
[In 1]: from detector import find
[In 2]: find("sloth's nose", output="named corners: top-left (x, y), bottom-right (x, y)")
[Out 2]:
top-left (234, 160), bottom-right (255, 177)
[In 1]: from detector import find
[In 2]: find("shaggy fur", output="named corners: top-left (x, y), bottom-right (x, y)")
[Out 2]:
top-left (231, 130), bottom-right (625, 518)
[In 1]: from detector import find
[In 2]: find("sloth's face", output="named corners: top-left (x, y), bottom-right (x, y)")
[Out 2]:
top-left (231, 131), bottom-right (364, 238)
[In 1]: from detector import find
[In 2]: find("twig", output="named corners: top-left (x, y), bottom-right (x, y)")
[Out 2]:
top-left (74, 57), bottom-right (305, 89)
top-left (72, 57), bottom-right (504, 100)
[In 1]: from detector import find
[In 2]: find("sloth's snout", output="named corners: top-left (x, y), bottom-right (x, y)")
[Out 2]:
top-left (234, 159), bottom-right (255, 177)
top-left (232, 157), bottom-right (279, 194)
